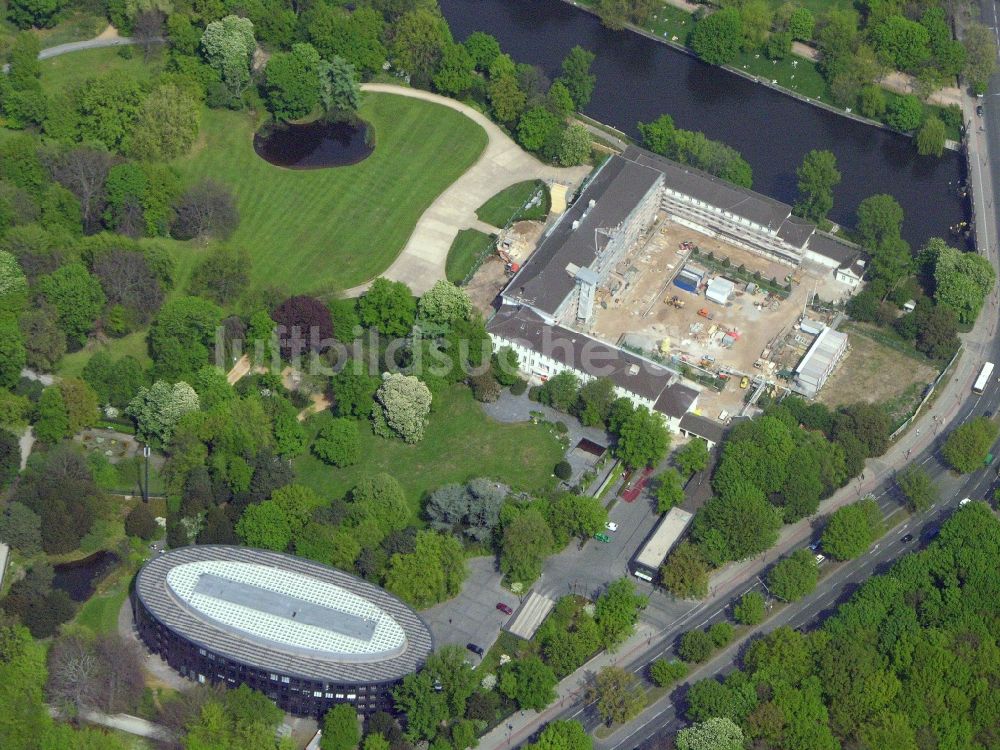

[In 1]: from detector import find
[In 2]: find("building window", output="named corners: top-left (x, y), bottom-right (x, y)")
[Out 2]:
top-left (270, 674), bottom-right (279, 681)
top-left (281, 676), bottom-right (290, 684)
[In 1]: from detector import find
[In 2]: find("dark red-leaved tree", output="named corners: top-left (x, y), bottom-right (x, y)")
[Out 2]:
top-left (272, 295), bottom-right (333, 359)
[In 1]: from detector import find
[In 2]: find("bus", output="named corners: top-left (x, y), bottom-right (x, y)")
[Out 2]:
top-left (973, 362), bottom-right (994, 394)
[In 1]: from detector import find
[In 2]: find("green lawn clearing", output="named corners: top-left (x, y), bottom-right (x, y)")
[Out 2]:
top-left (173, 93), bottom-right (487, 293)
top-left (39, 45), bottom-right (157, 92)
top-left (475, 180), bottom-right (550, 227)
top-left (294, 385), bottom-right (564, 514)
top-left (446, 228), bottom-right (494, 285)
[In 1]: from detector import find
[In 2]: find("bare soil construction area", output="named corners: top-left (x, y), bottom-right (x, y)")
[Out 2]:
top-left (819, 326), bottom-right (937, 418)
top-left (589, 218), bottom-right (846, 416)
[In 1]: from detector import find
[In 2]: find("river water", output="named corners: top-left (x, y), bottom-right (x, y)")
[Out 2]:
top-left (439, 0), bottom-right (968, 249)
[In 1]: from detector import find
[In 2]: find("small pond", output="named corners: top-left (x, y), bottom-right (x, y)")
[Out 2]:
top-left (53, 550), bottom-right (121, 602)
top-left (253, 118), bottom-right (374, 168)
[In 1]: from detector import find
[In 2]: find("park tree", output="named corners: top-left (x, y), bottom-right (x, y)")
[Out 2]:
top-left (788, 6), bottom-right (815, 40)
top-left (674, 438), bottom-right (709, 478)
top-left (557, 46), bottom-right (597, 109)
top-left (319, 57), bottom-right (363, 115)
top-left (0, 320), bottom-right (27, 389)
top-left (558, 124), bottom-right (592, 166)
top-left (200, 15), bottom-right (257, 103)
top-left (0, 250), bottom-right (28, 304)
top-left (391, 7), bottom-right (452, 84)
top-left (933, 241), bottom-right (996, 324)
top-left (433, 42), bottom-right (476, 96)
top-left (265, 43), bottom-right (322, 121)
top-left (655, 468), bottom-right (685, 512)
top-left (528, 720), bottom-right (592, 750)
top-left (6, 0), bottom-right (63, 28)
top-left (188, 247), bottom-right (249, 305)
top-left (312, 418), bottom-right (361, 466)
top-left (539, 370), bottom-right (580, 412)
top-left (733, 590), bottom-right (766, 625)
top-left (591, 666), bottom-right (646, 726)
top-left (691, 8), bottom-right (743, 66)
top-left (489, 73), bottom-right (527, 125)
top-left (37, 263), bottom-right (105, 345)
top-left (499, 656), bottom-right (557, 711)
top-left (492, 346), bottom-right (520, 386)
top-left (859, 85), bottom-right (887, 118)
top-left (320, 704), bottom-right (360, 750)
top-left (352, 473), bottom-right (410, 534)
top-left (594, 578), bottom-right (647, 648)
top-left (56, 378), bottom-right (99, 434)
top-left (91, 249), bottom-right (165, 326)
top-left (358, 277), bottom-right (416, 336)
top-left (373, 373), bottom-right (432, 443)
top-left (942, 416), bottom-right (999, 473)
top-left (963, 23), bottom-right (998, 94)
top-left (0, 502), bottom-right (41, 554)
top-left (272, 295), bottom-right (334, 359)
top-left (331, 367), bottom-right (380, 418)
top-left (34, 386), bottom-right (70, 444)
top-left (236, 498), bottom-right (294, 550)
top-left (77, 71), bottom-right (147, 152)
top-left (822, 498), bottom-right (883, 560)
top-left (616, 406), bottom-right (670, 468)
top-left (916, 115), bottom-right (946, 157)
top-left (767, 548), bottom-right (819, 601)
top-left (885, 94), bottom-right (923, 132)
top-left (384, 530), bottom-right (466, 608)
top-left (547, 493), bottom-right (607, 545)
top-left (895, 465), bottom-right (936, 512)
top-left (871, 16), bottom-right (930, 72)
top-left (47, 146), bottom-right (115, 233)
top-left (660, 541), bottom-right (709, 599)
top-left (500, 507), bottom-right (554, 583)
top-left (677, 717), bottom-right (744, 750)
top-left (693, 488), bottom-right (782, 564)
top-left (127, 83), bottom-right (201, 161)
top-left (517, 106), bottom-right (564, 153)
top-left (464, 31), bottom-right (501, 71)
top-left (126, 380), bottom-right (200, 445)
top-left (417, 280), bottom-right (471, 330)
top-left (306, 4), bottom-right (386, 76)
top-left (794, 150), bottom-right (841, 224)
top-left (739, 0), bottom-right (773, 50)
top-left (171, 179), bottom-right (240, 241)
top-left (125, 503), bottom-right (158, 540)
top-left (856, 193), bottom-right (905, 250)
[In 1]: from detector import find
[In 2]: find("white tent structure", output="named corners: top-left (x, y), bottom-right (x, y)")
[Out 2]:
top-left (706, 277), bottom-right (735, 305)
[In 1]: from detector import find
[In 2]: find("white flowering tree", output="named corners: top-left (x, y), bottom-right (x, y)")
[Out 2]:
top-left (127, 381), bottom-right (200, 444)
top-left (372, 372), bottom-right (432, 443)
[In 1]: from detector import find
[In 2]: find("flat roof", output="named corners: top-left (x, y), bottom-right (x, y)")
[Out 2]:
top-left (796, 327), bottom-right (848, 383)
top-left (136, 546), bottom-right (433, 683)
top-left (635, 507), bottom-right (694, 570)
top-left (506, 156), bottom-right (662, 315)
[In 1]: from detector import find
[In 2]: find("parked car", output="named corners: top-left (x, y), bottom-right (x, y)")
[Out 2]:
top-left (594, 533), bottom-right (612, 543)
top-left (959, 497), bottom-right (972, 506)
top-left (496, 602), bottom-right (513, 615)
top-left (900, 533), bottom-right (914, 543)
top-left (466, 643), bottom-right (484, 657)
top-left (606, 521), bottom-right (619, 532)
top-left (621, 466), bottom-right (654, 502)
top-left (977, 104), bottom-right (984, 116)
top-left (808, 543), bottom-right (825, 564)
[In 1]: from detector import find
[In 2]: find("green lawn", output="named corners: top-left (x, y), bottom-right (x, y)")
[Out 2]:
top-left (475, 180), bottom-right (550, 227)
top-left (173, 94), bottom-right (488, 293)
top-left (446, 228), bottom-right (494, 285)
top-left (73, 575), bottom-right (131, 634)
top-left (39, 45), bottom-right (157, 92)
top-left (734, 50), bottom-right (830, 101)
top-left (294, 386), bottom-right (564, 514)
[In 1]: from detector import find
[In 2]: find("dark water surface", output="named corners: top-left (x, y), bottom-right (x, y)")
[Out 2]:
top-left (53, 550), bottom-right (121, 602)
top-left (253, 119), bottom-right (374, 169)
top-left (439, 0), bottom-right (969, 248)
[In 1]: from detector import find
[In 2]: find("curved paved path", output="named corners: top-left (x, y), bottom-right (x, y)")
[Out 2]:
top-left (1, 28), bottom-right (148, 73)
top-left (344, 83), bottom-right (592, 297)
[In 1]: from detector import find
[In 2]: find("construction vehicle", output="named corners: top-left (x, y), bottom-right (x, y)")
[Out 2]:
top-left (698, 308), bottom-right (714, 320)
top-left (664, 295), bottom-right (685, 309)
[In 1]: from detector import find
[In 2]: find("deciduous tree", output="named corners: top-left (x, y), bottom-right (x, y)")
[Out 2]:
top-left (373, 373), bottom-right (432, 443)
top-left (691, 8), bottom-right (743, 65)
top-left (127, 83), bottom-right (201, 161)
top-left (264, 43), bottom-right (322, 121)
top-left (941, 416), bottom-right (999, 473)
top-left (557, 46), bottom-right (597, 109)
top-left (660, 541), bottom-right (709, 599)
top-left (821, 498), bottom-right (883, 560)
top-left (767, 548), bottom-right (819, 601)
top-left (591, 666), bottom-right (646, 725)
top-left (126, 380), bottom-right (200, 444)
top-left (320, 703), bottom-right (359, 750)
top-left (794, 150), bottom-right (841, 224)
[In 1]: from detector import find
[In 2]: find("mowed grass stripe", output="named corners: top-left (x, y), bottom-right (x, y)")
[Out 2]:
top-left (173, 93), bottom-right (488, 292)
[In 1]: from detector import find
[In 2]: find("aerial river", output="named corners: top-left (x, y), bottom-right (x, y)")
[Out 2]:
top-left (439, 0), bottom-right (969, 249)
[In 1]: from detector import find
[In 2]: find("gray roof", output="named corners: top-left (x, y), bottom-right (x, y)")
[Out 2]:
top-left (806, 231), bottom-right (863, 266)
top-left (622, 146), bottom-right (803, 241)
top-left (654, 382), bottom-right (699, 418)
top-left (487, 304), bottom-right (679, 404)
top-left (679, 413), bottom-right (727, 444)
top-left (135, 545), bottom-right (433, 685)
top-left (506, 156), bottom-right (662, 315)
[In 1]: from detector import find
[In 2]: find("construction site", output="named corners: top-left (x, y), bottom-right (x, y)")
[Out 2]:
top-left (585, 217), bottom-right (850, 417)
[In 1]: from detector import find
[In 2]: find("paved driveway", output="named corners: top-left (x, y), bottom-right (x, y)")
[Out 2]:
top-left (422, 557), bottom-right (517, 662)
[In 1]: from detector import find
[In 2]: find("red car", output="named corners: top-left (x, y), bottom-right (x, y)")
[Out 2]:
top-left (496, 602), bottom-right (514, 615)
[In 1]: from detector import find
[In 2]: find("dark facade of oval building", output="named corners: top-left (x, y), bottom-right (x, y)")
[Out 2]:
top-left (132, 546), bottom-right (434, 717)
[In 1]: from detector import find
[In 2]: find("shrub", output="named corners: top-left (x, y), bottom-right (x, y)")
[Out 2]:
top-left (312, 419), bottom-right (361, 466)
top-left (554, 460), bottom-right (572, 480)
top-left (528, 385), bottom-right (543, 402)
top-left (510, 378), bottom-right (528, 395)
top-left (555, 421), bottom-right (569, 433)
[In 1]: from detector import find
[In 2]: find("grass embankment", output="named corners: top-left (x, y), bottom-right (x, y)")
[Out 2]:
top-left (175, 93), bottom-right (488, 292)
top-left (475, 180), bottom-right (550, 227)
top-left (294, 385), bottom-right (564, 515)
top-left (446, 228), bottom-right (495, 284)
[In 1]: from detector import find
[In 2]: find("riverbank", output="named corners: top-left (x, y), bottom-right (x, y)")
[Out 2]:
top-left (562, 0), bottom-right (962, 150)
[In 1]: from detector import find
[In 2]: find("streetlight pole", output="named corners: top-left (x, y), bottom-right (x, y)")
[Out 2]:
top-left (143, 444), bottom-right (150, 504)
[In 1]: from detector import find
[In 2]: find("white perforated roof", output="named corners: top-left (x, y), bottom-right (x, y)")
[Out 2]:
top-left (166, 561), bottom-right (406, 659)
